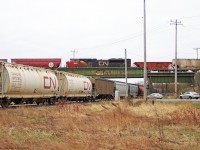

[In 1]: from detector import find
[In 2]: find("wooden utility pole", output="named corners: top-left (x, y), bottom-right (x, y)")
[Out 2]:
top-left (143, 0), bottom-right (147, 101)
top-left (194, 48), bottom-right (200, 59)
top-left (125, 49), bottom-right (128, 99)
top-left (70, 50), bottom-right (78, 59)
top-left (170, 19), bottom-right (182, 98)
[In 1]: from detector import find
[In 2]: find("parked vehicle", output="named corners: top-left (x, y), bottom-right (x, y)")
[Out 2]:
top-left (179, 92), bottom-right (200, 99)
top-left (147, 93), bottom-right (163, 99)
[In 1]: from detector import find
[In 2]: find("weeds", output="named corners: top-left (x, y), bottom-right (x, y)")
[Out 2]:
top-left (0, 101), bottom-right (199, 150)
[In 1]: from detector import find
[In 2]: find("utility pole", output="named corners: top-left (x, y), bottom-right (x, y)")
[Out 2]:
top-left (143, 0), bottom-right (147, 101)
top-left (70, 50), bottom-right (78, 59)
top-left (125, 49), bottom-right (128, 100)
top-left (170, 19), bottom-right (182, 98)
top-left (194, 48), bottom-right (200, 59)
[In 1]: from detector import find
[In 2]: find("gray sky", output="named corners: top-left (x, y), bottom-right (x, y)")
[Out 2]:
top-left (1, 0), bottom-right (200, 66)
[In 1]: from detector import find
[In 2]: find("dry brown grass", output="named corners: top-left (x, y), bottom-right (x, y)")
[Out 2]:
top-left (0, 100), bottom-right (200, 150)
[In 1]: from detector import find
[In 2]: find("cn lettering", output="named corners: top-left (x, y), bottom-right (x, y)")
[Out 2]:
top-left (83, 81), bottom-right (91, 90)
top-left (44, 76), bottom-right (57, 89)
top-left (98, 61), bottom-right (109, 67)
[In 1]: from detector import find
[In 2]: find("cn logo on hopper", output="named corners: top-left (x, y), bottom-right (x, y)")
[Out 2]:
top-left (43, 76), bottom-right (57, 89)
top-left (83, 81), bottom-right (91, 90)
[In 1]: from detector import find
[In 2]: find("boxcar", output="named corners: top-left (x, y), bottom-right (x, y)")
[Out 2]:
top-left (89, 78), bottom-right (115, 99)
top-left (115, 81), bottom-right (127, 98)
top-left (173, 59), bottom-right (200, 70)
top-left (129, 84), bottom-right (139, 98)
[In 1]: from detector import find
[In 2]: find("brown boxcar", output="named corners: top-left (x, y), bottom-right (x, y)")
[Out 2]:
top-left (173, 59), bottom-right (200, 70)
top-left (89, 77), bottom-right (115, 99)
top-left (11, 58), bottom-right (61, 68)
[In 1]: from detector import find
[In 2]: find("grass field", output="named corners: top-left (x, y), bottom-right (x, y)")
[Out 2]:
top-left (0, 100), bottom-right (200, 150)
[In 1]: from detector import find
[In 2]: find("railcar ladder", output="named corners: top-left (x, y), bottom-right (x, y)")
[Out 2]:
top-left (0, 62), bottom-right (4, 96)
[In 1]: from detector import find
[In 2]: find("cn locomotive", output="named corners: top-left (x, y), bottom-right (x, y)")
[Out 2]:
top-left (66, 58), bottom-right (132, 68)
top-left (0, 62), bottom-right (139, 108)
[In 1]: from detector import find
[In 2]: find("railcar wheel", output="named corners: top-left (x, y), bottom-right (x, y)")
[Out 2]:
top-left (35, 99), bottom-right (41, 106)
top-left (1, 100), bottom-right (9, 108)
top-left (28, 99), bottom-right (34, 104)
top-left (15, 99), bottom-right (22, 104)
top-left (48, 99), bottom-right (51, 105)
top-left (48, 98), bottom-right (56, 105)
top-left (51, 100), bottom-right (56, 105)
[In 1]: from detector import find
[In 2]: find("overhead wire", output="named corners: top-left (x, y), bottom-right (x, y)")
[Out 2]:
top-left (178, 15), bottom-right (200, 20)
top-left (76, 15), bottom-right (200, 60)
top-left (76, 21), bottom-right (169, 50)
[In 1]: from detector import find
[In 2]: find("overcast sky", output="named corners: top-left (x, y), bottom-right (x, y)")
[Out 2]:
top-left (1, 0), bottom-right (200, 65)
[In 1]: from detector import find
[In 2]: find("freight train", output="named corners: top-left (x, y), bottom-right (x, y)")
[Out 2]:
top-left (3, 58), bottom-right (200, 71)
top-left (0, 61), bottom-right (140, 108)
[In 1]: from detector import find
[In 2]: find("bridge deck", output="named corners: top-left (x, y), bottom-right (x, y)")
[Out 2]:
top-left (57, 67), bottom-right (195, 83)
top-left (57, 67), bottom-right (143, 78)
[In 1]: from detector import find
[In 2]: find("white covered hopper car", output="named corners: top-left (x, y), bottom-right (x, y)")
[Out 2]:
top-left (56, 71), bottom-right (93, 101)
top-left (0, 62), bottom-right (58, 107)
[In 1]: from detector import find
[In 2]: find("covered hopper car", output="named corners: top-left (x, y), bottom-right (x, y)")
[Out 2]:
top-left (11, 58), bottom-right (61, 69)
top-left (0, 61), bottom-right (58, 107)
top-left (134, 62), bottom-right (172, 71)
top-left (56, 71), bottom-right (93, 101)
top-left (0, 59), bottom-right (7, 62)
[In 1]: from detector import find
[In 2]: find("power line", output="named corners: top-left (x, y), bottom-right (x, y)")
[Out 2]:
top-left (179, 15), bottom-right (200, 20)
top-left (75, 15), bottom-right (200, 51)
top-left (77, 21), bottom-right (169, 51)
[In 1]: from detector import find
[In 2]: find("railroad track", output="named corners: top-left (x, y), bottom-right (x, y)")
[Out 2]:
top-left (0, 99), bottom-right (106, 109)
